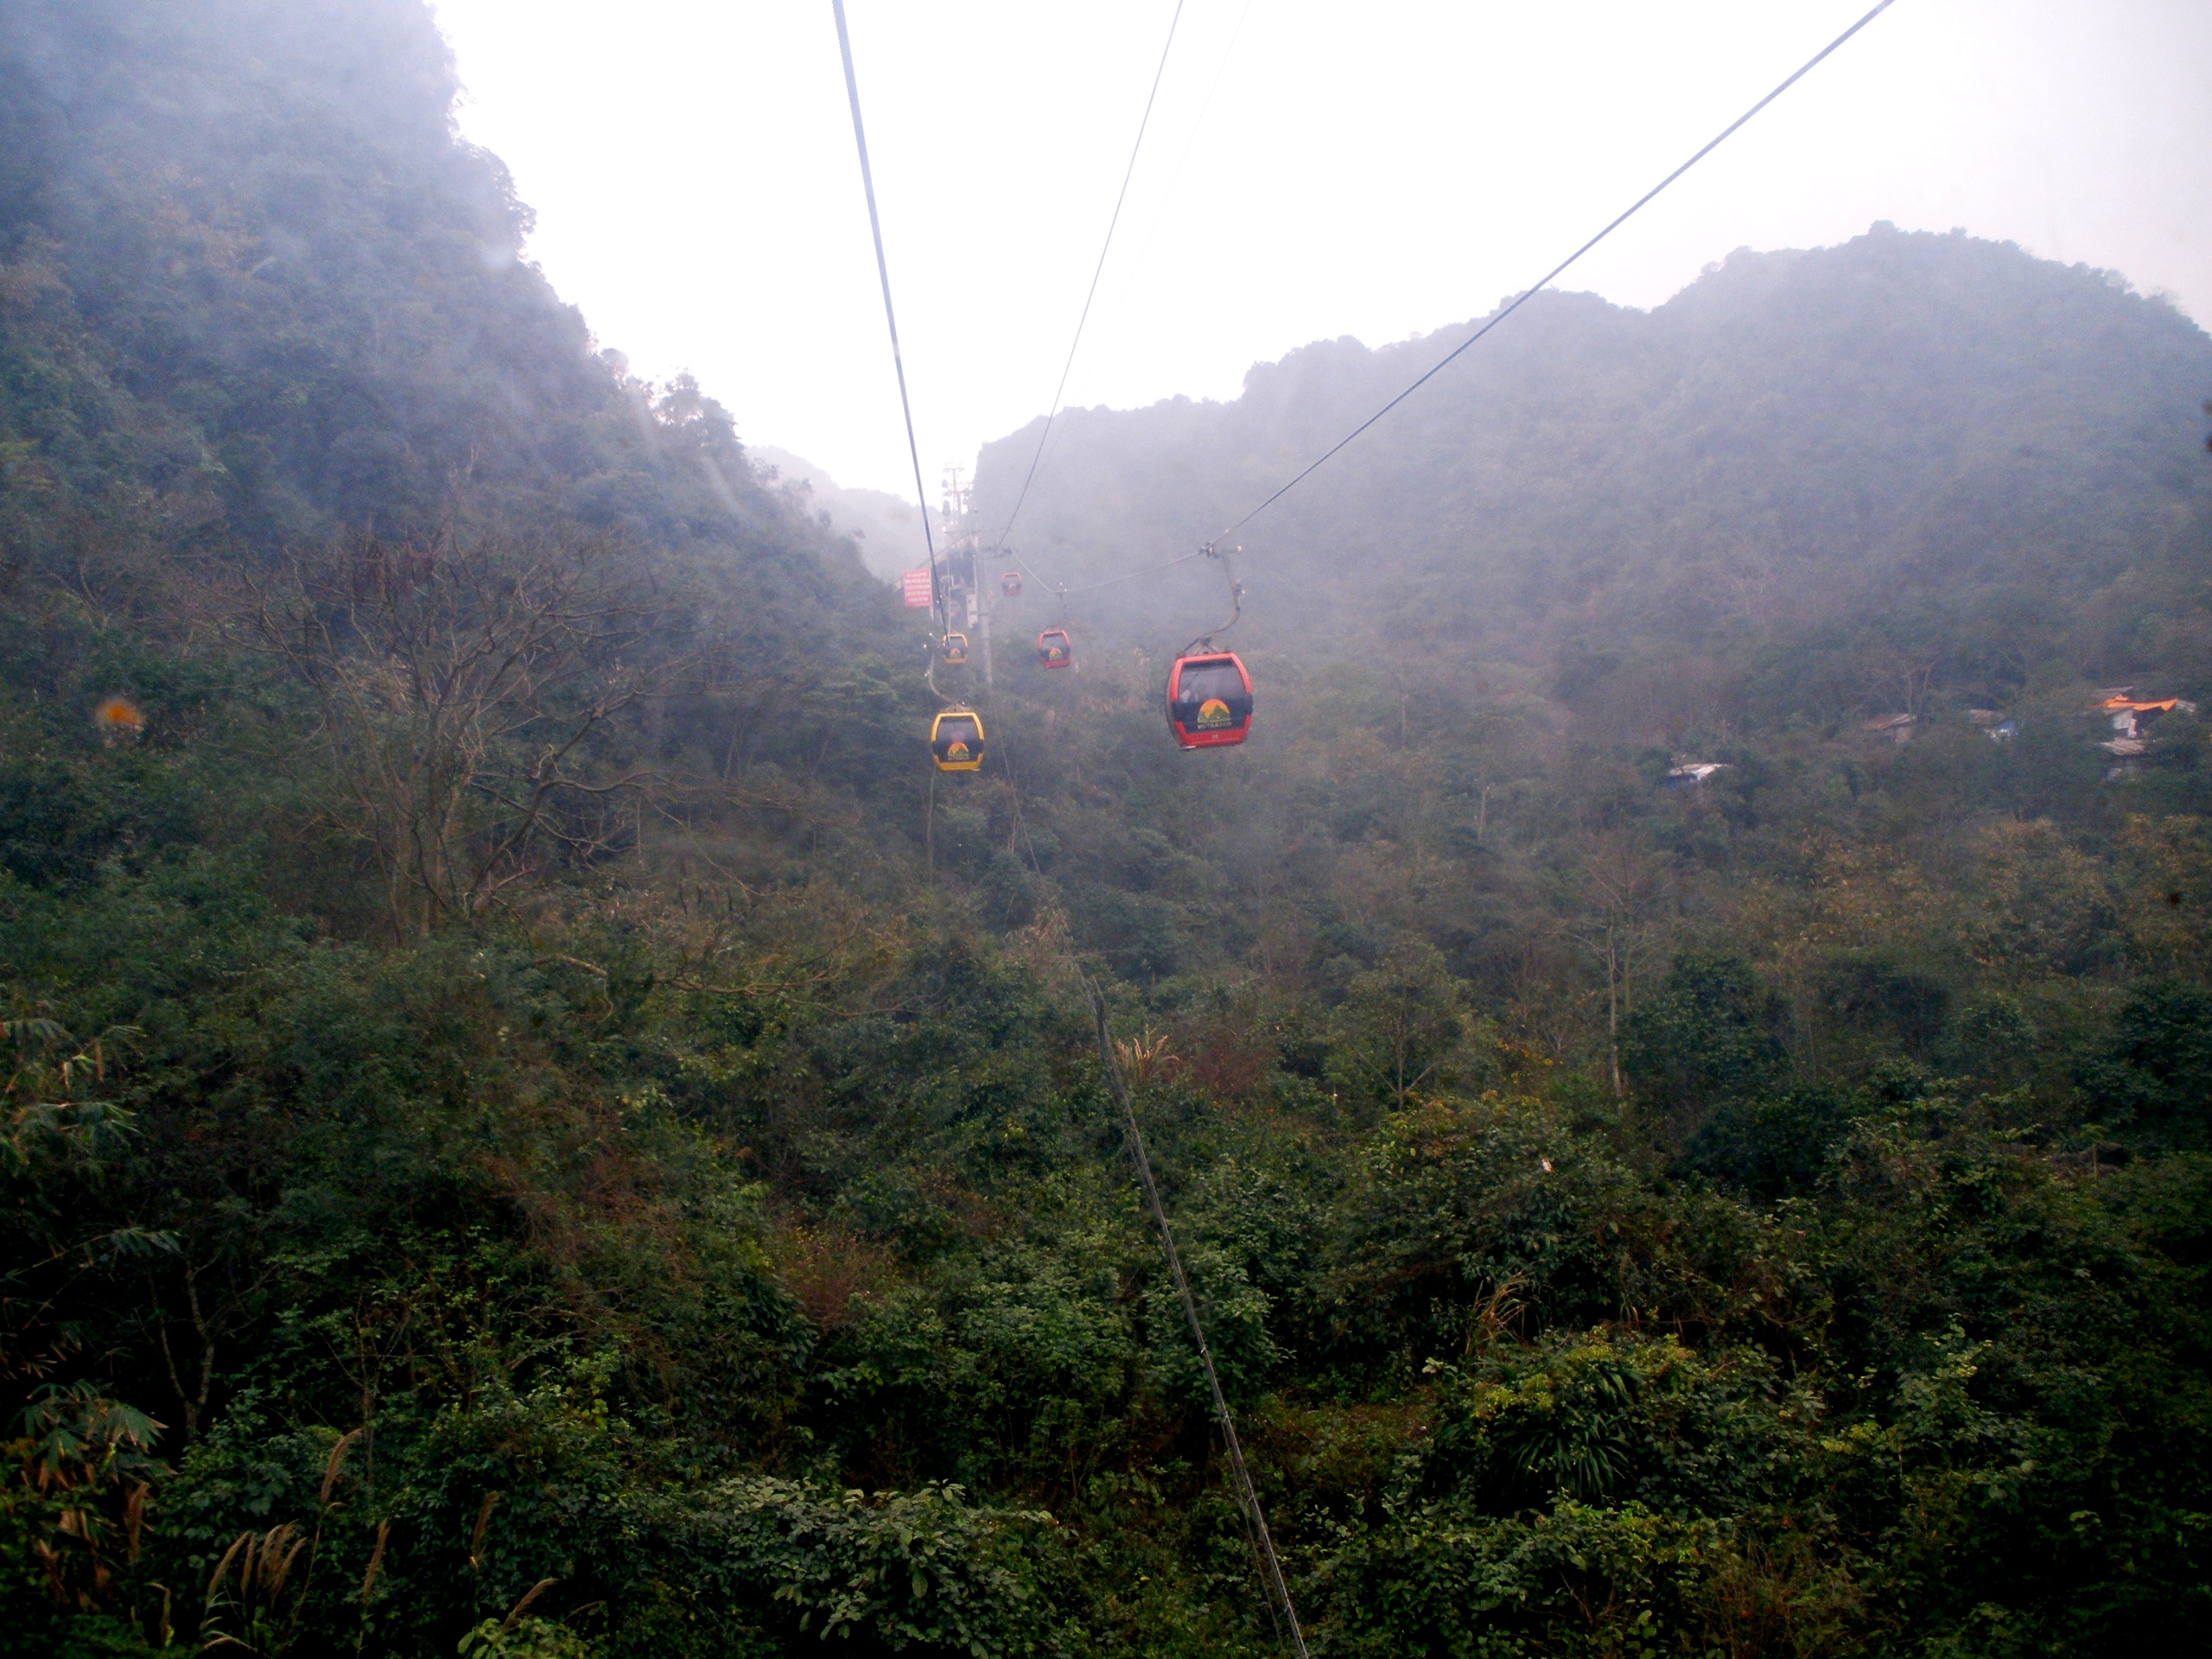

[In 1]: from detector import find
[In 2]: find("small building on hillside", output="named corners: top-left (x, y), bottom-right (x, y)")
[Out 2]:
top-left (2098, 694), bottom-right (2196, 741)
top-left (2090, 689), bottom-right (2199, 781)
top-left (1866, 713), bottom-right (1916, 744)
top-left (1662, 761), bottom-right (1730, 791)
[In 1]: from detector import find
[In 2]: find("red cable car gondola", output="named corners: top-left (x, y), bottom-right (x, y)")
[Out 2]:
top-left (1166, 652), bottom-right (1253, 749)
top-left (1037, 628), bottom-right (1072, 669)
top-left (1001, 571), bottom-right (1023, 598)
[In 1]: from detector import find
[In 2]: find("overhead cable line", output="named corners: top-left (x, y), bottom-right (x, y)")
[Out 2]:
top-left (830, 0), bottom-right (944, 634)
top-left (1083, 976), bottom-right (1310, 1656)
top-left (1067, 548), bottom-right (1203, 592)
top-left (1220, 0), bottom-right (1902, 537)
top-left (998, 1), bottom-right (1253, 607)
top-left (1128, 0), bottom-right (1258, 278)
top-left (987, 728), bottom-right (1301, 1648)
top-left (991, 0), bottom-right (1190, 553)
top-left (991, 545), bottom-right (1205, 651)
top-left (1042, 547), bottom-right (1205, 599)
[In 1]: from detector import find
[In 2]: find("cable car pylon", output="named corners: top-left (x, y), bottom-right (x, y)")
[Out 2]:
top-left (833, 0), bottom-right (996, 776)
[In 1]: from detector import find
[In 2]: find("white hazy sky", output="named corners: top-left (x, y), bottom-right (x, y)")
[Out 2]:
top-left (429, 0), bottom-right (2212, 499)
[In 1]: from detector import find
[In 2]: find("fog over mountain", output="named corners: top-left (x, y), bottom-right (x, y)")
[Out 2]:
top-left (976, 226), bottom-right (2212, 726)
top-left (753, 445), bottom-right (932, 580)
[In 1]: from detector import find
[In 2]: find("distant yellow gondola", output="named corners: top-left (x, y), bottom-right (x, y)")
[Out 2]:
top-left (930, 709), bottom-right (985, 772)
top-left (942, 632), bottom-right (970, 665)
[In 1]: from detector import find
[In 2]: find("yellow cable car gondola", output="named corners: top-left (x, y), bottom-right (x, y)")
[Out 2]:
top-left (942, 632), bottom-right (970, 665)
top-left (930, 708), bottom-right (985, 772)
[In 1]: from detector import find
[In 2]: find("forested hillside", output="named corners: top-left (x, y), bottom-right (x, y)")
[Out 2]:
top-left (753, 447), bottom-right (932, 582)
top-left (3, 3), bottom-right (2210, 1657)
top-left (977, 227), bottom-right (2212, 728)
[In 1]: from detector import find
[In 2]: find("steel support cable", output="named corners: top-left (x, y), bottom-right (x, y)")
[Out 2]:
top-left (985, 730), bottom-right (1304, 1653)
top-left (1127, 0), bottom-right (1259, 280)
top-left (1084, 976), bottom-right (1310, 1658)
top-left (1080, 548), bottom-right (1205, 591)
top-left (988, 543), bottom-right (1203, 658)
top-left (991, 0), bottom-right (1190, 554)
top-left (1001, 542), bottom-right (1166, 600)
top-left (1001, 543), bottom-right (1067, 600)
top-left (831, 0), bottom-right (945, 637)
top-left (1219, 0), bottom-right (1901, 537)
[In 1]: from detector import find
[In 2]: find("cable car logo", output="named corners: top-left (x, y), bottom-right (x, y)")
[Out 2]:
top-left (1198, 697), bottom-right (1231, 728)
top-left (946, 740), bottom-right (970, 760)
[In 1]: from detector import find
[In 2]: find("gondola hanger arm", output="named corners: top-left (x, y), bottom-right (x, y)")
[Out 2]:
top-left (1183, 543), bottom-right (1243, 654)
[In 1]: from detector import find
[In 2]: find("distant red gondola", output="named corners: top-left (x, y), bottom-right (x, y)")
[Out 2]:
top-left (1037, 628), bottom-right (1072, 669)
top-left (1166, 652), bottom-right (1253, 749)
top-left (1001, 571), bottom-right (1023, 598)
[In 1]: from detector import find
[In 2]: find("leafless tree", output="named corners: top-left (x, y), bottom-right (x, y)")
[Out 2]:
top-left (238, 531), bottom-right (663, 941)
top-left (1559, 831), bottom-right (1668, 1097)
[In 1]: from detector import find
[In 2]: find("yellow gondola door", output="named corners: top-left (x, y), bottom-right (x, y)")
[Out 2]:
top-left (930, 709), bottom-right (985, 772)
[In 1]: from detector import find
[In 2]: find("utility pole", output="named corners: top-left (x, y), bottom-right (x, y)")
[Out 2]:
top-left (941, 466), bottom-right (988, 689)
top-left (978, 537), bottom-right (993, 690)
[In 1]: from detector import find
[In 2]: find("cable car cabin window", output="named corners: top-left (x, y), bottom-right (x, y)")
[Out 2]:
top-left (1167, 653), bottom-right (1254, 748)
top-left (1176, 659), bottom-right (1246, 708)
top-left (931, 711), bottom-right (984, 771)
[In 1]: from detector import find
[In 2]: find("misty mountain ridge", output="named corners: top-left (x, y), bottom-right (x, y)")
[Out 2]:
top-left (975, 222), bottom-right (2211, 721)
top-left (753, 444), bottom-right (933, 579)
top-left (0, 0), bottom-right (890, 645)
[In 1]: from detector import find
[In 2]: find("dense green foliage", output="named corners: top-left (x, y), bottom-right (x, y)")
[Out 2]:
top-left (4, 2), bottom-right (2210, 1656)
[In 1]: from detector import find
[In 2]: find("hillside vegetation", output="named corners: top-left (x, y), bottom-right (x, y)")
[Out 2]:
top-left (976, 223), bottom-right (2212, 725)
top-left (3, 3), bottom-right (2210, 1656)
top-left (753, 448), bottom-right (932, 582)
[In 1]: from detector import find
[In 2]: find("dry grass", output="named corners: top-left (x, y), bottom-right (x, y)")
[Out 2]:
top-left (770, 1224), bottom-right (901, 1332)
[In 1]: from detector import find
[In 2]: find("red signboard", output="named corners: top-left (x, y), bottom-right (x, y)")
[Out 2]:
top-left (900, 567), bottom-right (932, 608)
